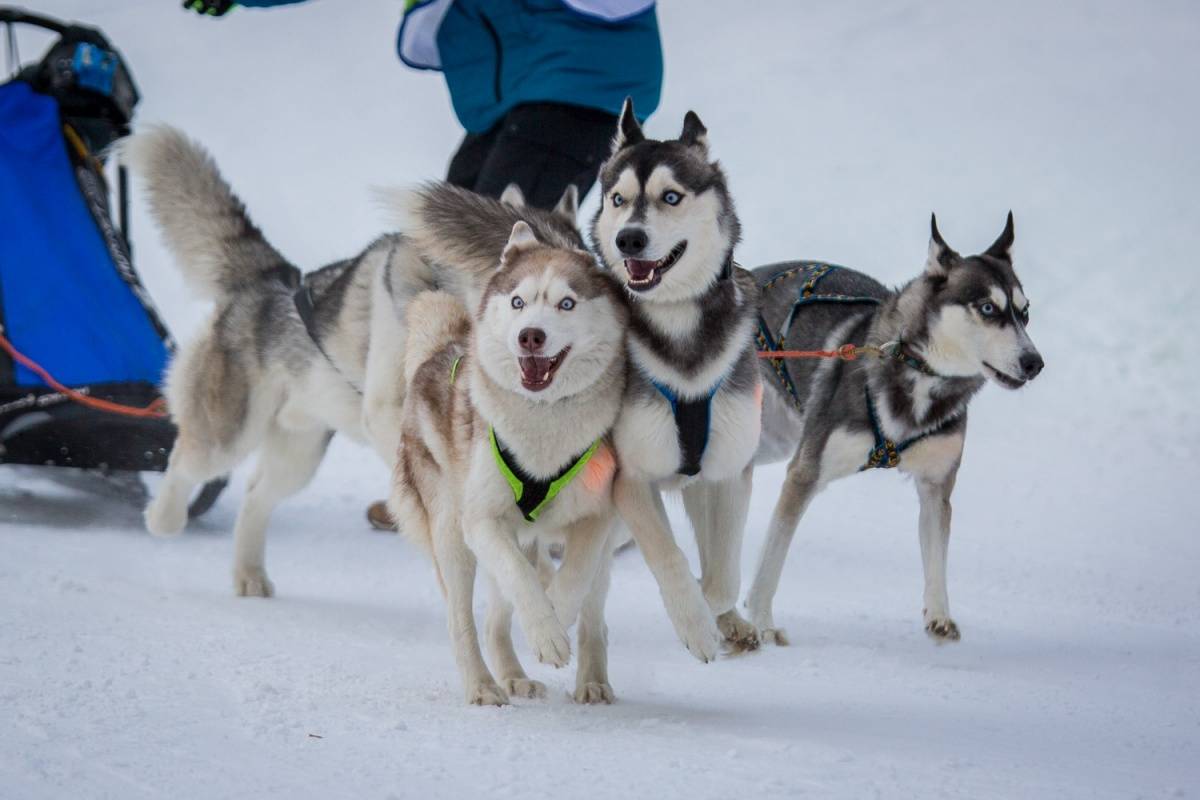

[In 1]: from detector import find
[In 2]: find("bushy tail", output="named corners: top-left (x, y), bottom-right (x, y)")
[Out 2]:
top-left (402, 290), bottom-right (471, 386)
top-left (383, 181), bottom-right (586, 284)
top-left (121, 126), bottom-right (295, 300)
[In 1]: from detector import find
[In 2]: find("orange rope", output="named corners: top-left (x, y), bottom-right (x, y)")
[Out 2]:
top-left (0, 328), bottom-right (168, 419)
top-left (757, 343), bottom-right (867, 361)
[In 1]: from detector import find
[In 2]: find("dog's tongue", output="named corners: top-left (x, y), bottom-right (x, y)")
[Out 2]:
top-left (518, 355), bottom-right (553, 384)
top-left (625, 259), bottom-right (657, 281)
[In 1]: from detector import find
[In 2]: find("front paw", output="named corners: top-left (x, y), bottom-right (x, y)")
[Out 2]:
top-left (717, 609), bottom-right (760, 652)
top-left (665, 583), bottom-right (722, 663)
top-left (526, 616), bottom-right (571, 667)
top-left (233, 566), bottom-right (274, 598)
top-left (574, 681), bottom-right (615, 705)
top-left (501, 677), bottom-right (547, 699)
top-left (144, 495), bottom-right (187, 537)
top-left (924, 614), bottom-right (961, 642)
top-left (760, 627), bottom-right (790, 646)
top-left (467, 680), bottom-right (510, 706)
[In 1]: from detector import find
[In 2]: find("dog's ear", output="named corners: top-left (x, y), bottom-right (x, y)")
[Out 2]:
top-left (500, 221), bottom-right (539, 267)
top-left (679, 110), bottom-right (708, 154)
top-left (499, 183), bottom-right (526, 208)
top-left (926, 213), bottom-right (961, 276)
top-left (612, 97), bottom-right (645, 153)
top-left (984, 211), bottom-right (1015, 262)
top-left (552, 183), bottom-right (579, 224)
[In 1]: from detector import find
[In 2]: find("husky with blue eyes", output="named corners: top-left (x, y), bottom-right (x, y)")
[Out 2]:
top-left (744, 214), bottom-right (1044, 645)
top-left (591, 100), bottom-right (764, 661)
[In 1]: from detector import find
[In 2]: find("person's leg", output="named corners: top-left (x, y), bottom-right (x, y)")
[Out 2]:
top-left (471, 103), bottom-right (617, 208)
top-left (445, 126), bottom-right (501, 190)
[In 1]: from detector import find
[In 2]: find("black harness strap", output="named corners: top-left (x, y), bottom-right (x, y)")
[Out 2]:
top-left (292, 275), bottom-right (363, 396)
top-left (651, 378), bottom-right (722, 477)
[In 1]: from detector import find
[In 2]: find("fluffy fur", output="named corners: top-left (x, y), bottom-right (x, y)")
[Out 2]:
top-left (745, 214), bottom-right (1044, 644)
top-left (390, 225), bottom-right (630, 705)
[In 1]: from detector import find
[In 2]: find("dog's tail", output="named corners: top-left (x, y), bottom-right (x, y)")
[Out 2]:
top-left (381, 181), bottom-right (586, 285)
top-left (402, 290), bottom-right (471, 387)
top-left (121, 126), bottom-right (296, 301)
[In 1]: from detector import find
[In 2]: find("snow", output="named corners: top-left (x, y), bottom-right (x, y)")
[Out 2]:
top-left (3, 1), bottom-right (1198, 798)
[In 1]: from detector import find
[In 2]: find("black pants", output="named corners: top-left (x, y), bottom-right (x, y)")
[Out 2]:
top-left (445, 102), bottom-right (617, 209)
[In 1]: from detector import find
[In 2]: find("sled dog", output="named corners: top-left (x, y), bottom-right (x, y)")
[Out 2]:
top-left (126, 127), bottom-right (578, 597)
top-left (390, 211), bottom-right (628, 705)
top-left (745, 214), bottom-right (1044, 643)
top-left (590, 100), bottom-right (763, 661)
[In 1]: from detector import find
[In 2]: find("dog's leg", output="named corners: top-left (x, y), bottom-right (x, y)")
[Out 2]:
top-left (464, 520), bottom-right (571, 668)
top-left (744, 450), bottom-right (820, 646)
top-left (686, 467), bottom-right (759, 651)
top-left (613, 474), bottom-right (721, 663)
top-left (231, 423), bottom-right (331, 597)
top-left (484, 543), bottom-right (546, 699)
top-left (433, 515), bottom-right (508, 705)
top-left (144, 434), bottom-right (231, 536)
top-left (545, 514), bottom-right (612, 630)
top-left (916, 470), bottom-right (960, 642)
top-left (574, 543), bottom-right (615, 704)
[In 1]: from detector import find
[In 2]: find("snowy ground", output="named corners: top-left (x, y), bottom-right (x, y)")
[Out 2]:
top-left (3, 1), bottom-right (1199, 798)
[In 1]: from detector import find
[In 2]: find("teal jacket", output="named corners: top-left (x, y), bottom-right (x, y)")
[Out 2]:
top-left (241, 0), bottom-right (662, 132)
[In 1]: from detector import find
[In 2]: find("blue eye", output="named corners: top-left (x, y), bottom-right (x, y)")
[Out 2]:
top-left (663, 190), bottom-right (682, 205)
top-left (558, 297), bottom-right (575, 311)
top-left (511, 296), bottom-right (525, 309)
top-left (612, 193), bottom-right (624, 207)
top-left (980, 302), bottom-right (998, 316)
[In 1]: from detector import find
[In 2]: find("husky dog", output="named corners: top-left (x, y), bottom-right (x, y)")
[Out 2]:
top-left (590, 100), bottom-right (763, 661)
top-left (390, 209), bottom-right (628, 705)
top-left (745, 214), bottom-right (1044, 644)
top-left (125, 127), bottom-right (578, 597)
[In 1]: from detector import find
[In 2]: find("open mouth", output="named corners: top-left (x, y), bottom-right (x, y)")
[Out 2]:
top-left (624, 241), bottom-right (687, 292)
top-left (518, 347), bottom-right (570, 392)
top-left (983, 362), bottom-right (1026, 390)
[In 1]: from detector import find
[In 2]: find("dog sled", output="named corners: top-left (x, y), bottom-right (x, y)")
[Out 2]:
top-left (0, 7), bottom-right (225, 516)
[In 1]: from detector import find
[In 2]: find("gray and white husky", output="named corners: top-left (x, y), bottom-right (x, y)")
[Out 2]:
top-left (745, 215), bottom-right (1044, 644)
top-left (591, 100), bottom-right (764, 661)
top-left (125, 127), bottom-right (578, 597)
top-left (390, 207), bottom-right (628, 705)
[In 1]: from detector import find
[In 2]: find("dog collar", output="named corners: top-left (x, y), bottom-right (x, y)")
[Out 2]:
top-left (489, 427), bottom-right (599, 523)
top-left (887, 341), bottom-right (941, 378)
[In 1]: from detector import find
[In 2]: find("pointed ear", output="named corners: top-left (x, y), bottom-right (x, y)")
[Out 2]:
top-left (984, 211), bottom-right (1015, 262)
top-left (552, 183), bottom-right (578, 223)
top-left (500, 221), bottom-right (539, 267)
top-left (499, 183), bottom-right (525, 208)
top-left (679, 110), bottom-right (708, 154)
top-left (926, 213), bottom-right (961, 276)
top-left (612, 96), bottom-right (645, 153)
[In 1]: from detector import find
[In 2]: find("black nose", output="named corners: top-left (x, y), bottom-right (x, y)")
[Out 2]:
top-left (1019, 351), bottom-right (1044, 379)
top-left (518, 327), bottom-right (546, 353)
top-left (616, 227), bottom-right (647, 256)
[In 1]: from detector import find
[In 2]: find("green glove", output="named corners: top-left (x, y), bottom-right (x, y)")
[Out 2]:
top-left (182, 0), bottom-right (237, 16)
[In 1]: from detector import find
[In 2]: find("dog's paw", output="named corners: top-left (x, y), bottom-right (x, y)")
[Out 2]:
top-left (717, 609), bottom-right (760, 652)
top-left (759, 627), bottom-right (790, 646)
top-left (144, 496), bottom-right (187, 537)
top-left (574, 681), bottom-right (615, 705)
top-left (467, 680), bottom-right (510, 707)
top-left (667, 587), bottom-right (723, 663)
top-left (233, 567), bottom-right (274, 598)
top-left (925, 615), bottom-right (961, 642)
top-left (526, 616), bottom-right (571, 668)
top-left (501, 677), bottom-right (547, 699)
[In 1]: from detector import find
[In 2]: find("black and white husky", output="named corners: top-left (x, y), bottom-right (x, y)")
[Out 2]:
top-left (745, 215), bottom-right (1044, 644)
top-left (591, 101), bottom-right (764, 661)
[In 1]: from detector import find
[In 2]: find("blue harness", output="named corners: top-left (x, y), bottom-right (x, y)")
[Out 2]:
top-left (651, 377), bottom-right (723, 477)
top-left (756, 263), bottom-right (941, 472)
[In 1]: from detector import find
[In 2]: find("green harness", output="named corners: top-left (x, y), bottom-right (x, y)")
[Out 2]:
top-left (450, 356), bottom-right (599, 522)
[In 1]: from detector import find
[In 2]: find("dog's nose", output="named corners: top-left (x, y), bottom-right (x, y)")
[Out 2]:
top-left (1019, 350), bottom-right (1044, 380)
top-left (518, 327), bottom-right (546, 354)
top-left (616, 227), bottom-right (648, 256)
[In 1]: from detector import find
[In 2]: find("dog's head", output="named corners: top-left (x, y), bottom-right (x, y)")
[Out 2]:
top-left (589, 98), bottom-right (740, 303)
top-left (476, 222), bottom-right (626, 402)
top-left (914, 213), bottom-right (1044, 389)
